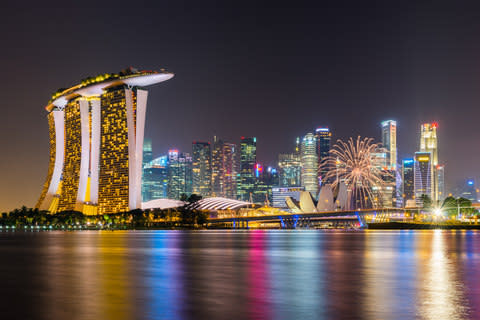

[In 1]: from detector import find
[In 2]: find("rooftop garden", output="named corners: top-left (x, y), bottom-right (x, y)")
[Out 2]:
top-left (49, 67), bottom-right (165, 103)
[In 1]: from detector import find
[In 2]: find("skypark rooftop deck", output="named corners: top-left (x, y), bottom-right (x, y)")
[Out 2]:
top-left (45, 67), bottom-right (174, 112)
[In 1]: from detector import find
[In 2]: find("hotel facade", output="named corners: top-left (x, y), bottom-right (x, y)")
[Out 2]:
top-left (36, 68), bottom-right (174, 214)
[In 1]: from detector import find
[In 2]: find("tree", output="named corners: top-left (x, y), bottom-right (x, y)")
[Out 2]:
top-left (420, 194), bottom-right (432, 209)
top-left (442, 197), bottom-right (476, 217)
top-left (458, 197), bottom-right (476, 216)
top-left (441, 196), bottom-right (458, 217)
top-left (194, 210), bottom-right (208, 226)
top-left (130, 209), bottom-right (147, 227)
top-left (187, 194), bottom-right (202, 203)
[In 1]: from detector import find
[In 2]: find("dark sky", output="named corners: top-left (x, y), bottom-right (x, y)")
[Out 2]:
top-left (1, 0), bottom-right (480, 211)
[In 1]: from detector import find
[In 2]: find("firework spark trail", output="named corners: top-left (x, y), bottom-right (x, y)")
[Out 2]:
top-left (320, 136), bottom-right (394, 209)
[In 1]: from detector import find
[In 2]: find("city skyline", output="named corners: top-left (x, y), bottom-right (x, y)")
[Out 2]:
top-left (140, 120), bottom-right (457, 206)
top-left (30, 65), bottom-right (463, 213)
top-left (2, 3), bottom-right (480, 320)
top-left (2, 2), bottom-right (480, 210)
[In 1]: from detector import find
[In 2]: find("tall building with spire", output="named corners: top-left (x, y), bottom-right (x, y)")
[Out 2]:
top-left (420, 122), bottom-right (438, 166)
top-left (419, 122), bottom-right (439, 201)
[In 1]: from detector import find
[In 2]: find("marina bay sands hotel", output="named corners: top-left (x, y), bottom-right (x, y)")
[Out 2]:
top-left (36, 67), bottom-right (174, 215)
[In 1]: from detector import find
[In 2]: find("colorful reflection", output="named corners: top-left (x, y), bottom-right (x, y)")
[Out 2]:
top-left (267, 231), bottom-right (325, 319)
top-left (97, 231), bottom-right (133, 320)
top-left (361, 231), bottom-right (418, 319)
top-left (323, 231), bottom-right (366, 319)
top-left (247, 231), bottom-right (271, 319)
top-left (142, 231), bottom-right (184, 320)
top-left (42, 231), bottom-right (134, 320)
top-left (0, 230), bottom-right (479, 320)
top-left (461, 231), bottom-right (480, 318)
top-left (415, 231), bottom-right (469, 319)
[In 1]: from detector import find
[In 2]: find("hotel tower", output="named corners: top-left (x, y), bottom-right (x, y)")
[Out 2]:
top-left (36, 67), bottom-right (174, 214)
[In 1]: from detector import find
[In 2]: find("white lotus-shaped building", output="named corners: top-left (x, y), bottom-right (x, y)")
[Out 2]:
top-left (285, 182), bottom-right (351, 213)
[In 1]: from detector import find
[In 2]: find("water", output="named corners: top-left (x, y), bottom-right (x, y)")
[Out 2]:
top-left (0, 230), bottom-right (479, 320)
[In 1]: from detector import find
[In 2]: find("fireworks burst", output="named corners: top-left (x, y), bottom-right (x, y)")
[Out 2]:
top-left (320, 136), bottom-right (393, 209)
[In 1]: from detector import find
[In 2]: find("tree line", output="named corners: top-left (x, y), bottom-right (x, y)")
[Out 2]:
top-left (420, 194), bottom-right (478, 217)
top-left (0, 194), bottom-right (208, 230)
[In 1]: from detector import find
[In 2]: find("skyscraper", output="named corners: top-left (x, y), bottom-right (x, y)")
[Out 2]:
top-left (420, 122), bottom-right (439, 201)
top-left (192, 141), bottom-right (212, 197)
top-left (436, 164), bottom-right (445, 202)
top-left (414, 152), bottom-right (433, 205)
top-left (315, 127), bottom-right (331, 185)
top-left (142, 139), bottom-right (154, 201)
top-left (420, 122), bottom-right (438, 166)
top-left (278, 153), bottom-right (302, 187)
top-left (167, 150), bottom-right (193, 200)
top-left (221, 142), bottom-right (237, 199)
top-left (141, 140), bottom-right (167, 202)
top-left (381, 120), bottom-right (397, 170)
top-left (211, 137), bottom-right (237, 199)
top-left (252, 163), bottom-right (267, 204)
top-left (211, 137), bottom-right (222, 197)
top-left (372, 150), bottom-right (395, 207)
top-left (301, 133), bottom-right (319, 198)
top-left (142, 156), bottom-right (168, 202)
top-left (36, 68), bottom-right (174, 214)
top-left (251, 165), bottom-right (279, 204)
top-left (238, 137), bottom-right (256, 201)
top-left (295, 137), bottom-right (301, 154)
top-left (402, 158), bottom-right (415, 207)
top-left (143, 138), bottom-right (153, 167)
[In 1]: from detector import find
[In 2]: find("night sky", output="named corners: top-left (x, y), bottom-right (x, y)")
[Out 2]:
top-left (1, 1), bottom-right (480, 211)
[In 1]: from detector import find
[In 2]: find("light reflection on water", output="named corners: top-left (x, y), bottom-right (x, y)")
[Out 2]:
top-left (417, 230), bottom-right (469, 320)
top-left (0, 230), bottom-right (479, 320)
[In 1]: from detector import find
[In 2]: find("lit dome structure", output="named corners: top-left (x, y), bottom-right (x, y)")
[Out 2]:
top-left (141, 199), bottom-right (186, 210)
top-left (188, 197), bottom-right (254, 211)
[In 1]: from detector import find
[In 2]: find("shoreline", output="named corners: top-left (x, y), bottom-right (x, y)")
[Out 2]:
top-left (367, 222), bottom-right (480, 230)
top-left (2, 224), bottom-right (480, 231)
